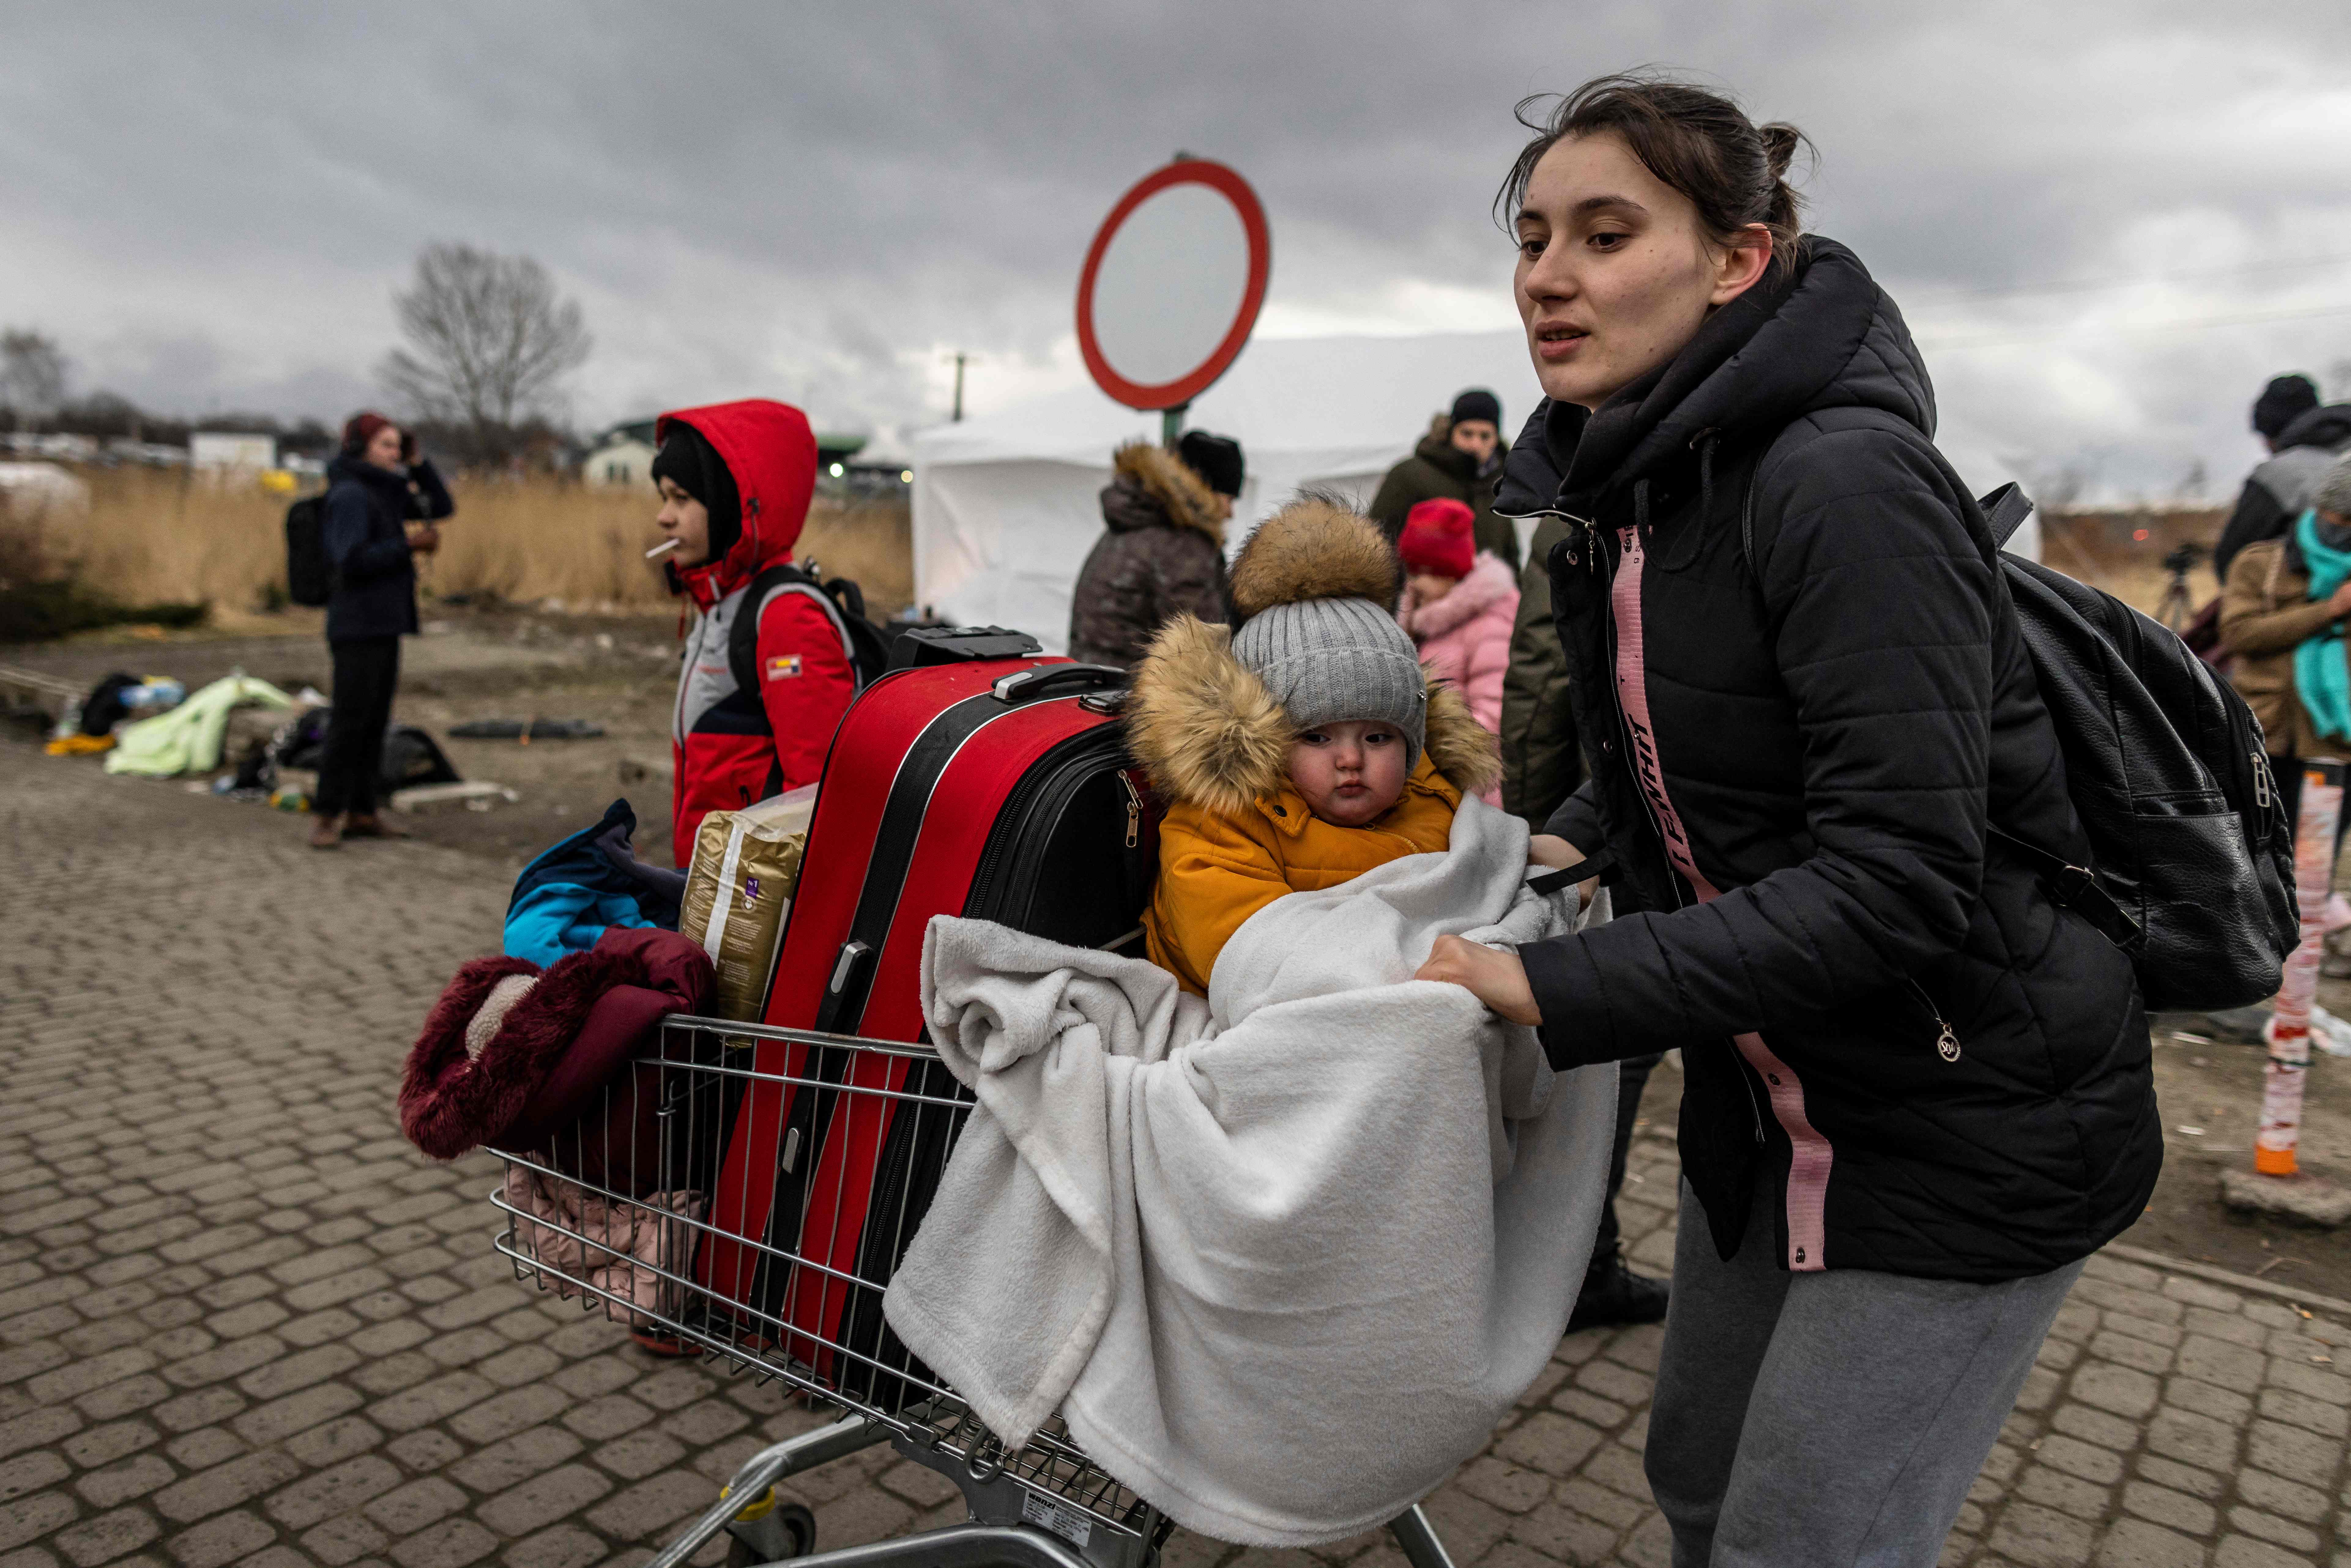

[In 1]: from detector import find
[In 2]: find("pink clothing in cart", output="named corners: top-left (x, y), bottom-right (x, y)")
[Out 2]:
top-left (1396, 550), bottom-right (1519, 804)
top-left (502, 1165), bottom-right (703, 1328)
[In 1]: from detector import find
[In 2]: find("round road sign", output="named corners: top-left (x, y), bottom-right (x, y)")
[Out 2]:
top-left (1076, 159), bottom-right (1271, 411)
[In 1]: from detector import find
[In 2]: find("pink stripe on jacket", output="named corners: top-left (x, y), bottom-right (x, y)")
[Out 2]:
top-left (1610, 523), bottom-right (1834, 1271)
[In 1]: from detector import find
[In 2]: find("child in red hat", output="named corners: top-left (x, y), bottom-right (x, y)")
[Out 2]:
top-left (1394, 498), bottom-right (1520, 804)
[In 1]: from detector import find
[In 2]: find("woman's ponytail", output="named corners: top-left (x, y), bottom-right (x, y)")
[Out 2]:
top-left (1755, 121), bottom-right (1811, 248)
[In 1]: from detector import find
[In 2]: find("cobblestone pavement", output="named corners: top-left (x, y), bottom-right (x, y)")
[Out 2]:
top-left (3, 744), bottom-right (2348, 1568)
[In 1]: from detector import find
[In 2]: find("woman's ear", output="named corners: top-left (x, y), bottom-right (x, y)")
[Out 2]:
top-left (1709, 226), bottom-right (1774, 306)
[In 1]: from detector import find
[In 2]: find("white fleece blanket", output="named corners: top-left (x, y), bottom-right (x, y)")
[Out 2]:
top-left (884, 794), bottom-right (1616, 1545)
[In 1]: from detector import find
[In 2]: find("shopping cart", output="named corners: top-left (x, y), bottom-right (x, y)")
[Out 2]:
top-left (487, 1013), bottom-right (1464, 1568)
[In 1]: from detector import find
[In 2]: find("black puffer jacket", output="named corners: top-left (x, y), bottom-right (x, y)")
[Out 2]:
top-left (1504, 237), bottom-right (2159, 1284)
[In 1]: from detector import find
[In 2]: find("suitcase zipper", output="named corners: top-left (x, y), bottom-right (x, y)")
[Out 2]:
top-left (1121, 771), bottom-right (1141, 849)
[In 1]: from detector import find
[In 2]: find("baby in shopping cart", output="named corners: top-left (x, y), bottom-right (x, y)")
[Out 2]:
top-left (1127, 497), bottom-right (1558, 995)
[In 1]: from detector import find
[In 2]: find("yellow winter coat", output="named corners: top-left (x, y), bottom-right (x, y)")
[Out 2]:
top-left (1126, 500), bottom-right (1503, 997)
top-left (1143, 752), bottom-right (1465, 996)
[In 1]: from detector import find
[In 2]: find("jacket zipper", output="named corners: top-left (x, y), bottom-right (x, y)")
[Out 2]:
top-left (1906, 978), bottom-right (1962, 1062)
top-left (1120, 771), bottom-right (1141, 848)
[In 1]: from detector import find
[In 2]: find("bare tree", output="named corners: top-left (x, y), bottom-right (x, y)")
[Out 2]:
top-left (377, 244), bottom-right (590, 456)
top-left (1, 330), bottom-right (68, 432)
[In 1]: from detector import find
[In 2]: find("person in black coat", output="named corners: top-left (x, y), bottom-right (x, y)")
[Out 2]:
top-left (1416, 76), bottom-right (2157, 1567)
top-left (310, 411), bottom-right (453, 848)
top-left (2210, 374), bottom-right (2351, 583)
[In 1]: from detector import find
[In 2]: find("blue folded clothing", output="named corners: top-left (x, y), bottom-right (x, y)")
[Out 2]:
top-left (505, 798), bottom-right (682, 968)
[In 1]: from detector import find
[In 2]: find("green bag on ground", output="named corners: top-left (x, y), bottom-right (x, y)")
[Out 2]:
top-left (104, 675), bottom-right (293, 778)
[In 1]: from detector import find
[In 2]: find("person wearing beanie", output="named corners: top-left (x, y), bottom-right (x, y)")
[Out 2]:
top-left (1395, 498), bottom-right (1521, 806)
top-left (650, 399), bottom-right (857, 868)
top-left (1367, 387), bottom-right (1519, 573)
top-left (1127, 497), bottom-right (1509, 995)
top-left (308, 409), bottom-right (454, 849)
top-left (1067, 435), bottom-right (1242, 670)
top-left (2212, 372), bottom-right (2351, 583)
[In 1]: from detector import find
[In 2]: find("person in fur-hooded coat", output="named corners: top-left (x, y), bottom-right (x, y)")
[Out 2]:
top-left (1067, 441), bottom-right (1232, 669)
top-left (1130, 497), bottom-right (1501, 995)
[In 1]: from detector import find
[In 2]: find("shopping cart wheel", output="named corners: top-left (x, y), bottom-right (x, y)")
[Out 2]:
top-left (724, 1503), bottom-right (814, 1566)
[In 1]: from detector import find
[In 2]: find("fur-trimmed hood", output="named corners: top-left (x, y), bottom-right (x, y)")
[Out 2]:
top-left (1101, 441), bottom-right (1225, 544)
top-left (1128, 613), bottom-right (1501, 817)
top-left (1398, 550), bottom-right (1518, 641)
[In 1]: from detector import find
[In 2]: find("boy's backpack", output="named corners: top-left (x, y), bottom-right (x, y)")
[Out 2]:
top-left (726, 562), bottom-right (894, 704)
top-left (1741, 474), bottom-right (2298, 1012)
top-left (285, 493), bottom-right (333, 607)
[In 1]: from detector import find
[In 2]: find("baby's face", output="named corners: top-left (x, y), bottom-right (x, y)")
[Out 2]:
top-left (1287, 720), bottom-right (1409, 827)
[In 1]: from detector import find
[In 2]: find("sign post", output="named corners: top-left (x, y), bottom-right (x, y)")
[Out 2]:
top-left (2222, 756), bottom-right (2351, 1228)
top-left (2260, 758), bottom-right (2343, 1174)
top-left (1076, 158), bottom-right (1271, 446)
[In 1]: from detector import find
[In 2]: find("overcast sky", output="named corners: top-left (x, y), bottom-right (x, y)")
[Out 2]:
top-left (6, 0), bottom-right (2349, 497)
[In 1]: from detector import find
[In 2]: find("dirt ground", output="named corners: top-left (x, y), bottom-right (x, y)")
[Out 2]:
top-left (9, 603), bottom-right (2350, 1299)
top-left (3, 603), bottom-right (688, 869)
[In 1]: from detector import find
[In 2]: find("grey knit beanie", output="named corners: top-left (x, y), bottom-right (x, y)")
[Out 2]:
top-left (2316, 455), bottom-right (2351, 521)
top-left (1231, 596), bottom-right (1429, 767)
top-left (1224, 496), bottom-right (1429, 768)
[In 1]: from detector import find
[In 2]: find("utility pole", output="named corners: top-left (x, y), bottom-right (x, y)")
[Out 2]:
top-left (950, 353), bottom-right (968, 422)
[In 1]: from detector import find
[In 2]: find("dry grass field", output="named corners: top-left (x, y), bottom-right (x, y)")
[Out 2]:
top-left (5, 471), bottom-right (2222, 639)
top-left (2038, 505), bottom-right (2227, 624)
top-left (16, 467), bottom-right (913, 620)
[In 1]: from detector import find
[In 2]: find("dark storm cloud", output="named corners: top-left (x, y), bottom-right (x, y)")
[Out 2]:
top-left (3, 0), bottom-right (2347, 490)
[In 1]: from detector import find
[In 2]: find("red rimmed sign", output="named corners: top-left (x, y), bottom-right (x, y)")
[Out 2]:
top-left (1076, 159), bottom-right (1271, 412)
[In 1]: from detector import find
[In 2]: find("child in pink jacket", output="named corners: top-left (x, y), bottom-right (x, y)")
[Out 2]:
top-left (1395, 498), bottom-right (1519, 804)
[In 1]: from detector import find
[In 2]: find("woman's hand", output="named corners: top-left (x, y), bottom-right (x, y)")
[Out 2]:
top-left (1415, 935), bottom-right (1542, 1026)
top-left (2328, 580), bottom-right (2351, 619)
top-left (407, 524), bottom-right (441, 555)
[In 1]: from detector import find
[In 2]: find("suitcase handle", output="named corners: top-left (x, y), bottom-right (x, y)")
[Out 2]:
top-left (990, 664), bottom-right (1129, 705)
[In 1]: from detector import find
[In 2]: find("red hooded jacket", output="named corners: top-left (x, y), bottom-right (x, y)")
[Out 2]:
top-left (659, 399), bottom-right (857, 866)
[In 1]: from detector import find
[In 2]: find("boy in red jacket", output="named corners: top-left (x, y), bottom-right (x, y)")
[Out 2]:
top-left (651, 399), bottom-right (858, 867)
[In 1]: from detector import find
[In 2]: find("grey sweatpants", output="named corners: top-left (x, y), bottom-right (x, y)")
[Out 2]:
top-left (1646, 1181), bottom-right (2084, 1568)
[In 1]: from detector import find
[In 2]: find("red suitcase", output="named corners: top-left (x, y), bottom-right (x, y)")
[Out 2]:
top-left (694, 651), bottom-right (1156, 1402)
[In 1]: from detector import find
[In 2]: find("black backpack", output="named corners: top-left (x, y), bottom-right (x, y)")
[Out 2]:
top-left (725, 562), bottom-right (894, 701)
top-left (1977, 486), bottom-right (2297, 1010)
top-left (1740, 473), bottom-right (2297, 1011)
top-left (285, 494), bottom-right (332, 607)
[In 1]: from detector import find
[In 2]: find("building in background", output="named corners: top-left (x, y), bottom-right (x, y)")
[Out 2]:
top-left (581, 418), bottom-right (657, 487)
top-left (189, 431), bottom-right (276, 470)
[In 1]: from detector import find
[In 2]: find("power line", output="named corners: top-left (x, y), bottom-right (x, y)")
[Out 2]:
top-left (1906, 253), bottom-right (2351, 307)
top-left (1916, 300), bottom-right (2351, 352)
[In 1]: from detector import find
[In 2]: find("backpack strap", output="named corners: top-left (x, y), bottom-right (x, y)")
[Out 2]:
top-left (1978, 482), bottom-right (2035, 548)
top-left (726, 562), bottom-right (860, 703)
top-left (1986, 825), bottom-right (2143, 950)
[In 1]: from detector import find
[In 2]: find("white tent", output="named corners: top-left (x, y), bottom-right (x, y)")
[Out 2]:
top-left (909, 329), bottom-right (2031, 652)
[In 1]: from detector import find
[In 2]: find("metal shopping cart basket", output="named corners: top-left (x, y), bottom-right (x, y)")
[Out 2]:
top-left (487, 1013), bottom-right (1464, 1568)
